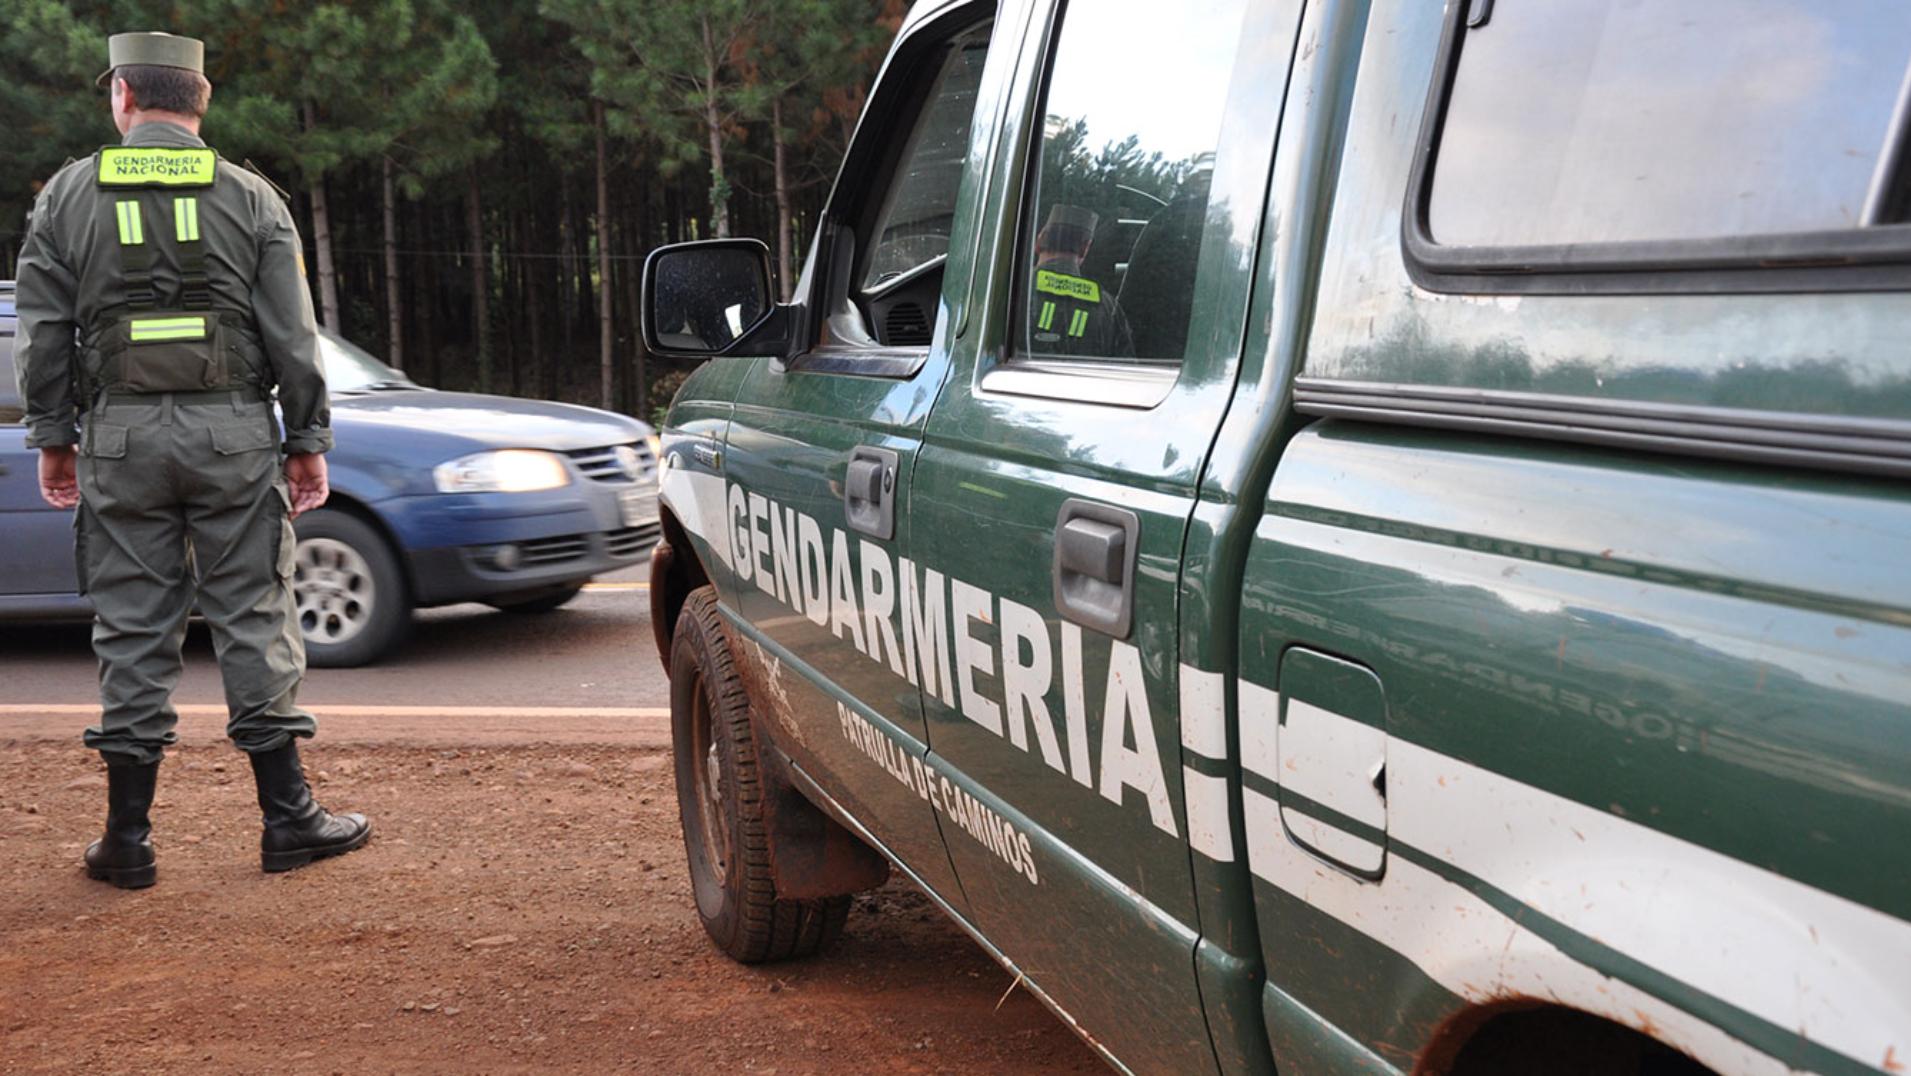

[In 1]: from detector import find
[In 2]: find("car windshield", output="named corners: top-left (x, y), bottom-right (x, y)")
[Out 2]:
top-left (320, 331), bottom-right (419, 394)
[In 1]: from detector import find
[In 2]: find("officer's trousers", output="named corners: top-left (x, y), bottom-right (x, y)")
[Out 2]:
top-left (76, 391), bottom-right (316, 764)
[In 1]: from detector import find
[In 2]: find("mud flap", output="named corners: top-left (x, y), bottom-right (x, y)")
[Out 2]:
top-left (758, 746), bottom-right (892, 900)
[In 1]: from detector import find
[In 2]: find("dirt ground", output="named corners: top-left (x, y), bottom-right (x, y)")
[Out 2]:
top-left (0, 741), bottom-right (1102, 1075)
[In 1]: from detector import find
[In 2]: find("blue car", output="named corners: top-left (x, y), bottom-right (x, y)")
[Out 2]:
top-left (1, 280), bottom-right (660, 666)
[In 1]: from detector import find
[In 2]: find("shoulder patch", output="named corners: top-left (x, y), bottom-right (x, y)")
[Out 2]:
top-left (97, 146), bottom-right (217, 188)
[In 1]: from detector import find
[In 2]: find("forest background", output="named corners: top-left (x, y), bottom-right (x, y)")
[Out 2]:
top-left (1, 0), bottom-right (905, 422)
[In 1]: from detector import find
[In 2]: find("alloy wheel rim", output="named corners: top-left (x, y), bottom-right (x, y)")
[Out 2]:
top-left (293, 537), bottom-right (376, 646)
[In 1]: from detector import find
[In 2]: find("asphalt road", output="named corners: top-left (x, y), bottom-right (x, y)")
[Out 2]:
top-left (0, 564), bottom-right (671, 746)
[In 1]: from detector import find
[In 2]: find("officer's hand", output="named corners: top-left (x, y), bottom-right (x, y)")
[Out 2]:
top-left (38, 447), bottom-right (80, 510)
top-left (284, 453), bottom-right (329, 519)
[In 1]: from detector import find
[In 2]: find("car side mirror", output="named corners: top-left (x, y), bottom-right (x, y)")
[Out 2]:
top-left (642, 239), bottom-right (784, 359)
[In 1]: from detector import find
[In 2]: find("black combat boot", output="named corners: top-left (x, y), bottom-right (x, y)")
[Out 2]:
top-left (247, 741), bottom-right (372, 872)
top-left (84, 756), bottom-right (160, 889)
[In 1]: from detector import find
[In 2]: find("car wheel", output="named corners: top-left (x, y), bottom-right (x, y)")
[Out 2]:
top-left (670, 585), bottom-right (851, 963)
top-left (292, 509), bottom-right (412, 668)
top-left (484, 582), bottom-right (585, 614)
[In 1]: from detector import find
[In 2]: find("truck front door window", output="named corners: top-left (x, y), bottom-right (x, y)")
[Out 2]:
top-left (1015, 0), bottom-right (1249, 365)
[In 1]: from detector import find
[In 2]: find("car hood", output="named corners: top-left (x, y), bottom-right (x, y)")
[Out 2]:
top-left (330, 390), bottom-right (650, 451)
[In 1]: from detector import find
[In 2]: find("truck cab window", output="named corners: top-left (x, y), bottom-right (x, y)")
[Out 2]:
top-left (839, 28), bottom-right (991, 351)
top-left (1428, 0), bottom-right (1911, 247)
top-left (863, 35), bottom-right (989, 292)
top-left (1014, 0), bottom-right (1247, 366)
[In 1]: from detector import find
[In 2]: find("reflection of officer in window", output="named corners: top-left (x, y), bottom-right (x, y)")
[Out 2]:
top-left (1030, 204), bottom-right (1133, 358)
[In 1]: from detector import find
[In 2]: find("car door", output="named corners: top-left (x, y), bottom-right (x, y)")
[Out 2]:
top-left (909, 0), bottom-right (1302, 1070)
top-left (0, 332), bottom-right (84, 609)
top-left (710, 0), bottom-right (1023, 908)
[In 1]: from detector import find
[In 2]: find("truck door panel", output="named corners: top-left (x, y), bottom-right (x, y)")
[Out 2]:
top-left (711, 6), bottom-right (1010, 906)
top-left (1244, 425), bottom-right (1911, 1075)
top-left (913, 0), bottom-right (1302, 1069)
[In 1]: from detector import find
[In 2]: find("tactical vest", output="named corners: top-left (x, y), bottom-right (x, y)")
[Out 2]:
top-left (92, 145), bottom-right (247, 396)
top-left (1032, 268), bottom-right (1100, 346)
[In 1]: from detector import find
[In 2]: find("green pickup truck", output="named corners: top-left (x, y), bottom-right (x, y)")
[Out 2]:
top-left (640, 0), bottom-right (1911, 1072)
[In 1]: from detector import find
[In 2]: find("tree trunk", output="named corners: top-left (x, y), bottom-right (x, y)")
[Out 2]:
top-left (620, 182), bottom-right (648, 419)
top-left (381, 156), bottom-right (403, 369)
top-left (701, 17), bottom-right (731, 238)
top-left (303, 103), bottom-right (341, 332)
top-left (526, 213), bottom-right (544, 402)
top-left (559, 182), bottom-right (577, 399)
top-left (594, 100), bottom-right (615, 412)
top-left (771, 95), bottom-right (794, 301)
top-left (465, 168), bottom-right (490, 393)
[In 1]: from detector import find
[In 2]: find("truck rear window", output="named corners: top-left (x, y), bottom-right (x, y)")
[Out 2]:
top-left (1427, 0), bottom-right (1911, 248)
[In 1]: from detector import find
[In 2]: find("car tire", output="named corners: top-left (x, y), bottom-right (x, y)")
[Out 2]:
top-left (484, 582), bottom-right (586, 614)
top-left (292, 509), bottom-right (412, 668)
top-left (670, 585), bottom-right (851, 963)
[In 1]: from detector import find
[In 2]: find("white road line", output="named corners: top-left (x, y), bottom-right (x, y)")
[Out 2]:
top-left (580, 582), bottom-right (650, 592)
top-left (0, 704), bottom-right (668, 719)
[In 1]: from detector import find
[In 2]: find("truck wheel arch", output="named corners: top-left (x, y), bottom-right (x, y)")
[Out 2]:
top-left (1418, 1003), bottom-right (1714, 1076)
top-left (649, 506), bottom-right (711, 671)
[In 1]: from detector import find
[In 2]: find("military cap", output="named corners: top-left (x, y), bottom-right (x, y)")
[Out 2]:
top-left (96, 32), bottom-right (205, 88)
top-left (1044, 204), bottom-right (1100, 235)
top-left (1037, 203), bottom-right (1100, 250)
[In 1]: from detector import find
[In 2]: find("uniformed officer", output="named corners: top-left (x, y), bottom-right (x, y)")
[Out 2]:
top-left (1029, 204), bottom-right (1134, 359)
top-left (14, 31), bottom-right (371, 887)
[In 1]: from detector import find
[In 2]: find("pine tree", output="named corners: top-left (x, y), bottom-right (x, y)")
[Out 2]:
top-left (543, 0), bottom-right (778, 239)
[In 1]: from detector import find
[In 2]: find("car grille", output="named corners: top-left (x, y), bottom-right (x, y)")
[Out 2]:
top-left (607, 523), bottom-right (662, 558)
top-left (566, 442), bottom-right (656, 484)
top-left (518, 534), bottom-right (590, 567)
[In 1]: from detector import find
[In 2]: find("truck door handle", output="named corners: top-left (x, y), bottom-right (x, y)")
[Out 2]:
top-left (844, 445), bottom-right (899, 541)
top-left (1053, 498), bottom-right (1138, 638)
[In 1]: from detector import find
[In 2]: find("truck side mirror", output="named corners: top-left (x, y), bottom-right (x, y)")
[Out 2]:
top-left (642, 239), bottom-right (779, 359)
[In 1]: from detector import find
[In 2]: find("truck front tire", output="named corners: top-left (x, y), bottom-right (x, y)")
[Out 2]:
top-left (668, 586), bottom-right (850, 962)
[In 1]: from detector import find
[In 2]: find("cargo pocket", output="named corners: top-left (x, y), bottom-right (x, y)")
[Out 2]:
top-left (73, 506), bottom-right (93, 597)
top-left (273, 481), bottom-right (297, 582)
top-left (211, 419), bottom-right (281, 499)
top-left (210, 420), bottom-right (277, 456)
top-left (82, 422), bottom-right (129, 459)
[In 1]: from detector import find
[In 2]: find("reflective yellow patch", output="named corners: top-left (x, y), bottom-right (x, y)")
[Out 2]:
top-left (115, 200), bottom-right (144, 246)
top-left (174, 197), bottom-right (200, 242)
top-left (1035, 269), bottom-right (1100, 303)
top-left (97, 147), bottom-right (217, 188)
top-left (129, 315), bottom-right (208, 342)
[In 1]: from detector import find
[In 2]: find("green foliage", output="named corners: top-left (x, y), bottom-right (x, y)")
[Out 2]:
top-left (0, 0), bottom-right (896, 417)
top-left (1040, 117), bottom-right (1207, 226)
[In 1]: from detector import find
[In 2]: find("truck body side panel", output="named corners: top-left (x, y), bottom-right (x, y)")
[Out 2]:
top-left (1243, 425), bottom-right (1911, 1076)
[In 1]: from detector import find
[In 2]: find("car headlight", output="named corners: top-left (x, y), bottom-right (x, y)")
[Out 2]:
top-left (432, 449), bottom-right (571, 493)
top-left (646, 433), bottom-right (663, 462)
